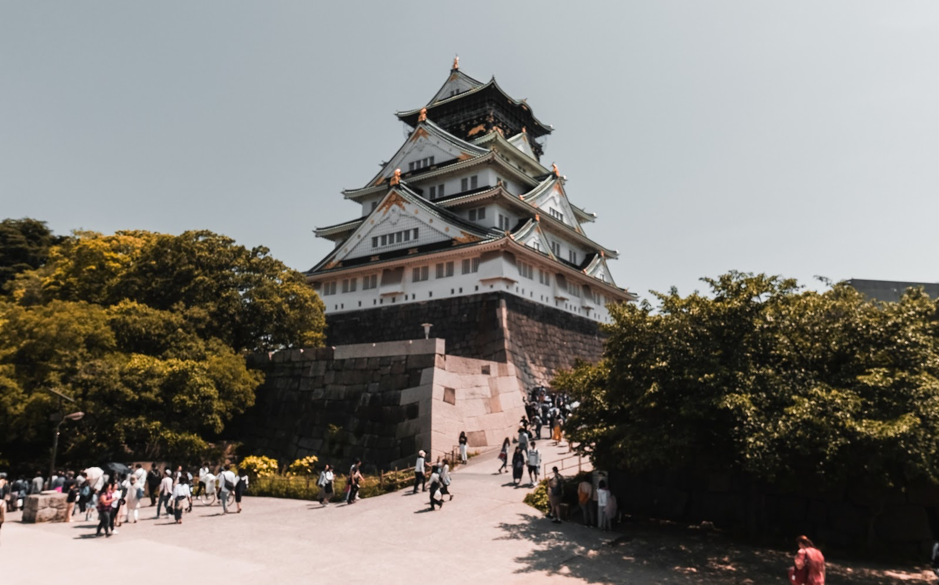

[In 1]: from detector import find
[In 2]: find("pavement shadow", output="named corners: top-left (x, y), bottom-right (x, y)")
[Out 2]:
top-left (497, 513), bottom-right (932, 584)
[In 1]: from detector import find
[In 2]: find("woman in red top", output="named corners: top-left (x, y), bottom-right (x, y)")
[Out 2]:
top-left (789, 535), bottom-right (825, 585)
top-left (96, 484), bottom-right (114, 537)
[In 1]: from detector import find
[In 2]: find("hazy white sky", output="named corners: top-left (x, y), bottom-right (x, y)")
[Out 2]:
top-left (3, 1), bottom-right (937, 301)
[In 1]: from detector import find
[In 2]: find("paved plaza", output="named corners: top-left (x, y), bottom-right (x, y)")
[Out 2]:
top-left (2, 443), bottom-right (934, 584)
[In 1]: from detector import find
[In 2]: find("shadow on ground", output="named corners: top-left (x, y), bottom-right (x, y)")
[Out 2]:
top-left (497, 513), bottom-right (935, 584)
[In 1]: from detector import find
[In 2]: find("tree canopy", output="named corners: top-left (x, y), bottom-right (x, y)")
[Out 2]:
top-left (0, 223), bottom-right (326, 467)
top-left (556, 272), bottom-right (939, 492)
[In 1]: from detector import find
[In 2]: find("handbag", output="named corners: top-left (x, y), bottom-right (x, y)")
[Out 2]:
top-left (788, 565), bottom-right (808, 584)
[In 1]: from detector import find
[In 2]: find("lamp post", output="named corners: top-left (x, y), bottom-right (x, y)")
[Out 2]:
top-left (50, 411), bottom-right (84, 488)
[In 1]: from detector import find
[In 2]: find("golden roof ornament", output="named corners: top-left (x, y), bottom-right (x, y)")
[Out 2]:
top-left (390, 168), bottom-right (401, 186)
top-left (418, 107), bottom-right (427, 122)
top-left (452, 56), bottom-right (459, 70)
top-left (552, 163), bottom-right (560, 177)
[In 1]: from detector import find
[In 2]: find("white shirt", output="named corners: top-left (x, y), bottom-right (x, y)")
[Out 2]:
top-left (199, 466), bottom-right (210, 479)
top-left (415, 457), bottom-right (425, 473)
top-left (133, 468), bottom-right (147, 485)
top-left (440, 464), bottom-right (451, 485)
top-left (160, 476), bottom-right (174, 495)
top-left (528, 449), bottom-right (541, 466)
top-left (597, 488), bottom-right (610, 508)
top-left (172, 484), bottom-right (191, 498)
top-left (218, 470), bottom-right (237, 491)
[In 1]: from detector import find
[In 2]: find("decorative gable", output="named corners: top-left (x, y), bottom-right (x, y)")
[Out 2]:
top-left (367, 122), bottom-right (488, 187)
top-left (428, 70), bottom-right (484, 104)
top-left (315, 188), bottom-right (492, 270)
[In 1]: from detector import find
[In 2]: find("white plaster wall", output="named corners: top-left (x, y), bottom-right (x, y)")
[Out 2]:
top-left (318, 251), bottom-right (616, 324)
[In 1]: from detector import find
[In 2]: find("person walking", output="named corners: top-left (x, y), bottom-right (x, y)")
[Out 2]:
top-left (95, 484), bottom-right (114, 537)
top-left (597, 480), bottom-right (611, 530)
top-left (156, 469), bottom-right (173, 518)
top-left (111, 477), bottom-right (125, 532)
top-left (122, 475), bottom-right (141, 524)
top-left (428, 466), bottom-right (444, 511)
top-left (217, 464), bottom-right (237, 514)
top-left (172, 476), bottom-right (192, 524)
top-left (458, 432), bottom-right (468, 465)
top-left (552, 415), bottom-right (563, 446)
top-left (517, 426), bottom-right (530, 454)
top-left (578, 476), bottom-right (594, 527)
top-left (132, 464), bottom-right (147, 493)
top-left (439, 459), bottom-right (453, 501)
top-left (197, 462), bottom-right (210, 497)
top-left (413, 450), bottom-right (427, 493)
top-left (527, 442), bottom-right (542, 486)
top-left (146, 464), bottom-right (161, 506)
top-left (317, 464), bottom-right (334, 507)
top-left (511, 447), bottom-right (525, 487)
top-left (63, 472), bottom-right (78, 522)
top-left (546, 467), bottom-right (563, 523)
top-left (347, 459), bottom-right (363, 504)
top-left (234, 468), bottom-right (249, 513)
top-left (498, 438), bottom-right (510, 474)
top-left (789, 536), bottom-right (825, 585)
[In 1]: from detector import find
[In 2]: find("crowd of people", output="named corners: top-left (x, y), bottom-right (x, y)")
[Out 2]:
top-left (0, 462), bottom-right (250, 538)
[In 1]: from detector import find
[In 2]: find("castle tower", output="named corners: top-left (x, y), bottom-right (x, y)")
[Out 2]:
top-left (306, 62), bottom-right (636, 388)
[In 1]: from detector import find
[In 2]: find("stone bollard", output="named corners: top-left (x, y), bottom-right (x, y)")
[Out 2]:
top-left (22, 491), bottom-right (68, 523)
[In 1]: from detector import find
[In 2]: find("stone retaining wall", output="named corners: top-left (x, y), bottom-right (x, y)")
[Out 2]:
top-left (323, 292), bottom-right (605, 389)
top-left (243, 339), bottom-right (525, 470)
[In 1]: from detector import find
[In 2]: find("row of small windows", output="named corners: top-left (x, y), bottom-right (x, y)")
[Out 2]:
top-left (409, 157), bottom-right (434, 172)
top-left (321, 258), bottom-right (481, 295)
top-left (372, 228), bottom-right (419, 249)
top-left (460, 175), bottom-right (478, 192)
top-left (549, 208), bottom-right (564, 222)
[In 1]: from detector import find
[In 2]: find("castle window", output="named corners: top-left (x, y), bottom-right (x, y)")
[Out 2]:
top-left (429, 186), bottom-right (436, 200)
top-left (461, 257), bottom-right (479, 274)
top-left (568, 250), bottom-right (577, 264)
top-left (412, 266), bottom-right (429, 282)
top-left (517, 261), bottom-right (533, 280)
top-left (549, 208), bottom-right (564, 222)
top-left (469, 207), bottom-right (486, 221)
top-left (461, 178), bottom-right (468, 191)
top-left (471, 175), bottom-right (478, 189)
top-left (363, 275), bottom-right (378, 290)
top-left (321, 281), bottom-right (337, 296)
top-left (435, 261), bottom-right (454, 278)
top-left (538, 269), bottom-right (550, 286)
top-left (341, 278), bottom-right (357, 293)
top-left (550, 241), bottom-right (560, 256)
top-left (498, 214), bottom-right (511, 231)
top-left (374, 228), bottom-right (419, 249)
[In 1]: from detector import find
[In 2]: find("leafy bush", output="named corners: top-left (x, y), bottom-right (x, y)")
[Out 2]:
top-left (524, 481), bottom-right (549, 513)
top-left (240, 455), bottom-right (278, 478)
top-left (557, 272), bottom-right (939, 492)
top-left (287, 455), bottom-right (319, 477)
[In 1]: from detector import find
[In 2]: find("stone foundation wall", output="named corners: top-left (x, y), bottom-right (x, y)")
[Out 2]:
top-left (324, 292), bottom-right (605, 389)
top-left (242, 339), bottom-right (525, 470)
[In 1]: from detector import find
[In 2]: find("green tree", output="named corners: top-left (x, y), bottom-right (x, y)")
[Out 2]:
top-left (0, 218), bottom-right (59, 292)
top-left (0, 224), bottom-right (326, 467)
top-left (556, 272), bottom-right (939, 492)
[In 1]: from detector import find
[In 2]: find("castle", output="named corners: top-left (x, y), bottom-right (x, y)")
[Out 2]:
top-left (243, 61), bottom-right (634, 467)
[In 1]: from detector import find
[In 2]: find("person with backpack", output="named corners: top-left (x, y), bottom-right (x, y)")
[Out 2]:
top-left (517, 426), bottom-right (530, 454)
top-left (788, 535), bottom-right (825, 585)
top-left (171, 475), bottom-right (192, 524)
top-left (317, 464), bottom-right (334, 507)
top-left (217, 464), bottom-right (237, 514)
top-left (546, 467), bottom-right (563, 524)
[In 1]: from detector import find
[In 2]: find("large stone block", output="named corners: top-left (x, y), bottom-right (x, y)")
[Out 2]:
top-left (21, 492), bottom-right (68, 523)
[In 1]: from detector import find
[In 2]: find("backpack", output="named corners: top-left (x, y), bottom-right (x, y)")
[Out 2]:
top-left (224, 476), bottom-right (235, 491)
top-left (80, 485), bottom-right (91, 498)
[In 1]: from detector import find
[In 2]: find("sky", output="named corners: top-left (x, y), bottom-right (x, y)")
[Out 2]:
top-left (2, 1), bottom-right (938, 302)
